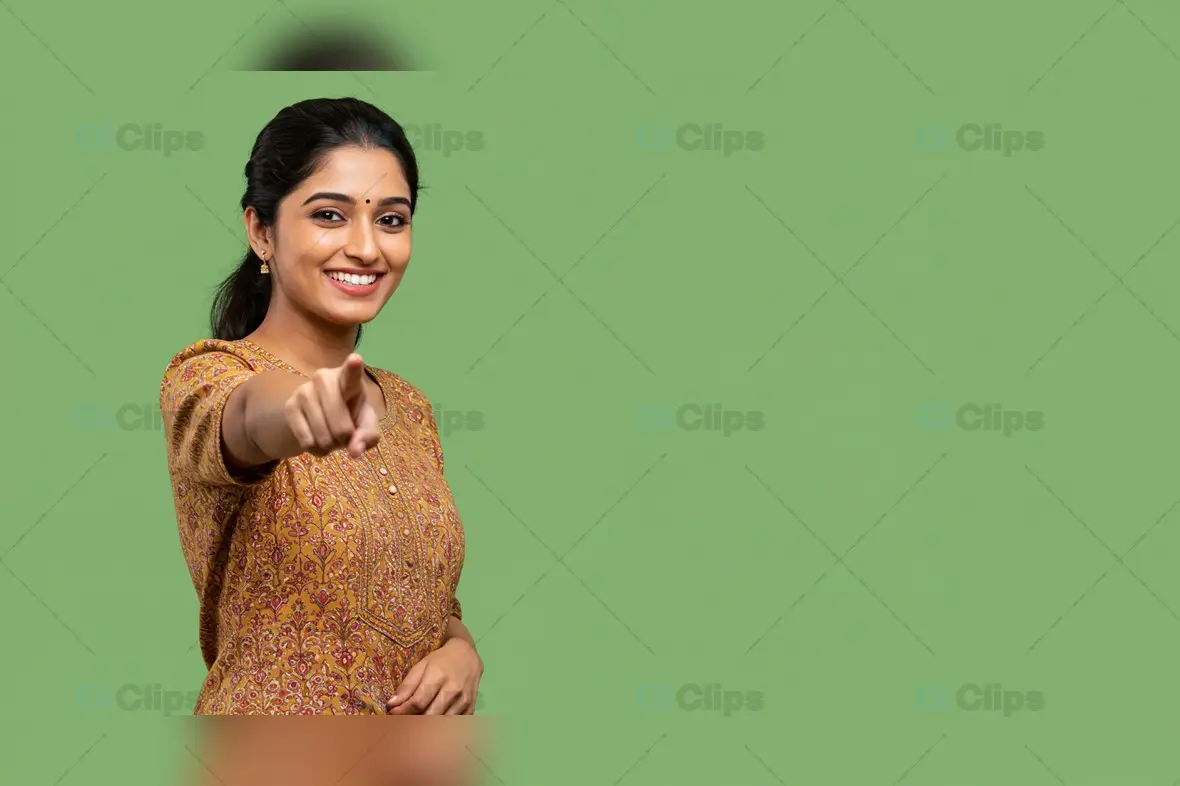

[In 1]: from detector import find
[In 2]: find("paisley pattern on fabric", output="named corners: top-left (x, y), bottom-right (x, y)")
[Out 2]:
top-left (160, 339), bottom-right (464, 715)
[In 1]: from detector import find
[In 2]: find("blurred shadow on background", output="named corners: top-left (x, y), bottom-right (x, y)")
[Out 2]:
top-left (250, 24), bottom-right (415, 71)
top-left (181, 716), bottom-right (492, 786)
top-left (234, 7), bottom-right (430, 71)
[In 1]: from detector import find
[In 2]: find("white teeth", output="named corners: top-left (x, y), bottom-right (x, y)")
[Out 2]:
top-left (327, 272), bottom-right (378, 286)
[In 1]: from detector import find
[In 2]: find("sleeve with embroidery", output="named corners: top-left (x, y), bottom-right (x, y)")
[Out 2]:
top-left (423, 403), bottom-right (445, 474)
top-left (419, 393), bottom-right (458, 618)
top-left (160, 342), bottom-right (272, 488)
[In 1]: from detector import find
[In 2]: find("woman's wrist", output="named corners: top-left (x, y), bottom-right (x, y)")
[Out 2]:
top-left (443, 616), bottom-right (476, 649)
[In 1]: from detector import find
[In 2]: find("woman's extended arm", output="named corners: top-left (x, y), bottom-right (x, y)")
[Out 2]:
top-left (222, 354), bottom-right (381, 470)
top-left (222, 371), bottom-right (307, 469)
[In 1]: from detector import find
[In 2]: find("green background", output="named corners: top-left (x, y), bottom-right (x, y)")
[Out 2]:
top-left (3, 0), bottom-right (1180, 782)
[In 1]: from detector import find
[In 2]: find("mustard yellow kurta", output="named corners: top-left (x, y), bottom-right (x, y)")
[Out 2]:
top-left (160, 339), bottom-right (465, 715)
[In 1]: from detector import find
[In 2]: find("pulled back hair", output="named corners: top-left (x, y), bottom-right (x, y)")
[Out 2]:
top-left (210, 97), bottom-right (421, 346)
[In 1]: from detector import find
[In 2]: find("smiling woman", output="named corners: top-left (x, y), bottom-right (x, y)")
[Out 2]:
top-left (158, 98), bottom-right (481, 716)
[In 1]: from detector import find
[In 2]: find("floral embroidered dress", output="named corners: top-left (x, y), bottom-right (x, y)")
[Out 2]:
top-left (160, 339), bottom-right (465, 715)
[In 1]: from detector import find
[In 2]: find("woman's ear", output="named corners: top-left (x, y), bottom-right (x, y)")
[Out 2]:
top-left (243, 207), bottom-right (273, 259)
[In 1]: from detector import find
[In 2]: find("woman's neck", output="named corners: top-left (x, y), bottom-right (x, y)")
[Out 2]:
top-left (247, 318), bottom-right (360, 374)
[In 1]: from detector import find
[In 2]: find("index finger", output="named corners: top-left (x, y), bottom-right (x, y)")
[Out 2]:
top-left (347, 404), bottom-right (381, 457)
top-left (338, 353), bottom-right (365, 397)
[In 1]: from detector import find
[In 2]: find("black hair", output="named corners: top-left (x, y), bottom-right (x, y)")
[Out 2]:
top-left (210, 96), bottom-right (421, 345)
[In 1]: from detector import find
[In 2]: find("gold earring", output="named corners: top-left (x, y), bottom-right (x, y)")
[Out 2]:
top-left (259, 252), bottom-right (270, 274)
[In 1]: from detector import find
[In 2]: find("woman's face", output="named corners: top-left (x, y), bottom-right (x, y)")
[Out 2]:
top-left (254, 145), bottom-right (413, 331)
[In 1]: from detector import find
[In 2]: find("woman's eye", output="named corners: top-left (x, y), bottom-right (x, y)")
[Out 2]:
top-left (314, 210), bottom-right (343, 221)
top-left (379, 214), bottom-right (407, 227)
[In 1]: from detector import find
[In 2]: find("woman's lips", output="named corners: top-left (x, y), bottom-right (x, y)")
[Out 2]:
top-left (324, 271), bottom-right (383, 296)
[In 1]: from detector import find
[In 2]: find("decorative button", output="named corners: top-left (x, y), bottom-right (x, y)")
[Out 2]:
top-left (379, 467), bottom-right (389, 476)
top-left (403, 529), bottom-right (410, 536)
top-left (387, 484), bottom-right (397, 494)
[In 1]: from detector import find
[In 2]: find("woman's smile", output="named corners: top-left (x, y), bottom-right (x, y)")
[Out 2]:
top-left (323, 268), bottom-right (386, 296)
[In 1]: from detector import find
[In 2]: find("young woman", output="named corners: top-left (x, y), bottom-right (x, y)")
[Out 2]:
top-left (160, 97), bottom-right (479, 715)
